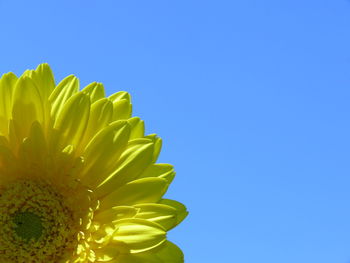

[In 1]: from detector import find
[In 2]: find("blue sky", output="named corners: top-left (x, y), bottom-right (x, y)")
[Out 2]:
top-left (1, 0), bottom-right (350, 262)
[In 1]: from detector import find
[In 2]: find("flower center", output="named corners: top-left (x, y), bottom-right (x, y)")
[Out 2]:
top-left (13, 212), bottom-right (43, 241)
top-left (0, 180), bottom-right (79, 262)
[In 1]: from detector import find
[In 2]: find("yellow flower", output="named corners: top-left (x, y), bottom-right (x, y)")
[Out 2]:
top-left (0, 64), bottom-right (188, 262)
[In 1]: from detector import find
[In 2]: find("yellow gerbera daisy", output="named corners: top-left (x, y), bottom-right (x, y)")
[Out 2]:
top-left (0, 64), bottom-right (188, 262)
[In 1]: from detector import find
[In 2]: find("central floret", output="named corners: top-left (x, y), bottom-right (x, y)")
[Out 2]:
top-left (0, 180), bottom-right (79, 262)
top-left (13, 211), bottom-right (43, 241)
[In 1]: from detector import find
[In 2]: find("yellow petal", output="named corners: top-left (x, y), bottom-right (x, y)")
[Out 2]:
top-left (49, 75), bottom-right (79, 118)
top-left (113, 99), bottom-right (132, 120)
top-left (31, 63), bottom-right (55, 101)
top-left (127, 117), bottom-right (145, 139)
top-left (52, 92), bottom-right (90, 151)
top-left (109, 92), bottom-right (132, 121)
top-left (145, 134), bottom-right (162, 163)
top-left (112, 218), bottom-right (166, 253)
top-left (12, 76), bottom-right (45, 141)
top-left (159, 199), bottom-right (188, 226)
top-left (31, 63), bottom-right (55, 131)
top-left (79, 98), bottom-right (113, 151)
top-left (82, 82), bottom-right (105, 103)
top-left (94, 206), bottom-right (138, 224)
top-left (134, 204), bottom-right (177, 230)
top-left (99, 178), bottom-right (168, 210)
top-left (109, 91), bottom-right (130, 102)
top-left (0, 72), bottom-right (17, 135)
top-left (138, 164), bottom-right (175, 183)
top-left (152, 241), bottom-right (184, 263)
top-left (17, 122), bottom-right (48, 178)
top-left (80, 121), bottom-right (131, 188)
top-left (95, 138), bottom-right (155, 197)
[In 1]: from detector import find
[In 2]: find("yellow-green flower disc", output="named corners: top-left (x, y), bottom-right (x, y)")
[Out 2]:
top-left (0, 64), bottom-right (188, 262)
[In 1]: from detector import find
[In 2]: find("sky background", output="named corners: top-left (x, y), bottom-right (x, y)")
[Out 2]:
top-left (0, 1), bottom-right (350, 262)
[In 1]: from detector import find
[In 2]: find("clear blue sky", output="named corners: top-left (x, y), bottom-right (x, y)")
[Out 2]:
top-left (1, 1), bottom-right (350, 262)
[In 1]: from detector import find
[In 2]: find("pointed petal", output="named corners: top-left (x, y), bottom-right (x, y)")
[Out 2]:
top-left (109, 92), bottom-right (132, 121)
top-left (80, 121), bottom-right (131, 188)
top-left (53, 92), bottom-right (90, 150)
top-left (128, 117), bottom-right (145, 139)
top-left (134, 204), bottom-right (177, 230)
top-left (94, 206), bottom-right (138, 224)
top-left (109, 91), bottom-right (131, 102)
top-left (79, 98), bottom-right (113, 151)
top-left (112, 99), bottom-right (132, 120)
top-left (12, 76), bottom-right (45, 140)
top-left (31, 63), bottom-right (55, 100)
top-left (82, 82), bottom-right (105, 103)
top-left (112, 218), bottom-right (166, 253)
top-left (99, 178), bottom-right (168, 210)
top-left (0, 72), bottom-right (17, 135)
top-left (138, 164), bottom-right (175, 183)
top-left (153, 241), bottom-right (184, 263)
top-left (95, 139), bottom-right (155, 197)
top-left (31, 63), bottom-right (55, 131)
top-left (159, 199), bottom-right (188, 226)
top-left (145, 134), bottom-right (162, 163)
top-left (49, 75), bottom-right (79, 118)
top-left (17, 122), bottom-right (48, 178)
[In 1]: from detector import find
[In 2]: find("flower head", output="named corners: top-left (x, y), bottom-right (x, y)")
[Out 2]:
top-left (0, 64), bottom-right (187, 262)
